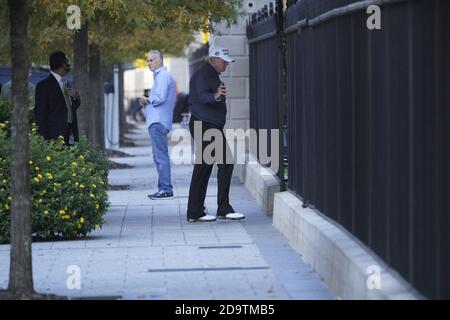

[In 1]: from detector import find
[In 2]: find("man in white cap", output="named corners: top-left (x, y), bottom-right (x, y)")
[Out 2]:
top-left (186, 45), bottom-right (245, 222)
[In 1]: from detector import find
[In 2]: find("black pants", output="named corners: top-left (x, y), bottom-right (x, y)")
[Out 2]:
top-left (64, 122), bottom-right (75, 146)
top-left (187, 115), bottom-right (234, 219)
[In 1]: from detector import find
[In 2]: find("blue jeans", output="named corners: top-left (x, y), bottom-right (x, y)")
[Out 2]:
top-left (148, 123), bottom-right (172, 192)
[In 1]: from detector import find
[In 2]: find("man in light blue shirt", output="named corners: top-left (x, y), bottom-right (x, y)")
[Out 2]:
top-left (139, 50), bottom-right (175, 199)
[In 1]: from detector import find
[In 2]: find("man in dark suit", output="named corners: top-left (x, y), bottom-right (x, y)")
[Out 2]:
top-left (35, 51), bottom-right (80, 145)
top-left (186, 46), bottom-right (245, 222)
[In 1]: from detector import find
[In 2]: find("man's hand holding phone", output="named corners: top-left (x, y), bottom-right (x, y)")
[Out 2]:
top-left (215, 82), bottom-right (226, 101)
top-left (138, 96), bottom-right (149, 107)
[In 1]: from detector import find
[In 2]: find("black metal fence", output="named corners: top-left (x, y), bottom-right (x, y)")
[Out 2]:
top-left (247, 6), bottom-right (285, 184)
top-left (247, 13), bottom-right (281, 166)
top-left (247, 0), bottom-right (450, 299)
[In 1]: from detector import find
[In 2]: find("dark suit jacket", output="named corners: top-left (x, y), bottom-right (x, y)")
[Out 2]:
top-left (188, 63), bottom-right (227, 128)
top-left (35, 74), bottom-right (80, 142)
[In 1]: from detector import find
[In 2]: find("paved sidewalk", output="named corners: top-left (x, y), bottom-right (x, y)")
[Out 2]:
top-left (0, 123), bottom-right (332, 300)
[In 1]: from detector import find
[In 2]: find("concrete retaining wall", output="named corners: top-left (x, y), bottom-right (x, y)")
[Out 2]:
top-left (272, 191), bottom-right (422, 300)
top-left (236, 157), bottom-right (280, 216)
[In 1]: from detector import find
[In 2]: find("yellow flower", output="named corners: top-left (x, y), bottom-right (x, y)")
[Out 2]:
top-left (5, 204), bottom-right (9, 210)
top-left (46, 173), bottom-right (53, 180)
top-left (2, 179), bottom-right (7, 184)
top-left (90, 193), bottom-right (95, 198)
top-left (79, 155), bottom-right (85, 160)
top-left (72, 173), bottom-right (77, 177)
top-left (59, 210), bottom-right (65, 215)
top-left (38, 198), bottom-right (43, 203)
top-left (79, 184), bottom-right (85, 189)
top-left (44, 210), bottom-right (49, 215)
top-left (42, 190), bottom-right (47, 195)
top-left (7, 196), bottom-right (11, 200)
top-left (33, 178), bottom-right (39, 183)
top-left (71, 162), bottom-right (78, 167)
top-left (35, 166), bottom-right (40, 171)
top-left (28, 160), bottom-right (33, 165)
top-left (46, 156), bottom-right (52, 161)
top-left (95, 204), bottom-right (100, 210)
top-left (92, 184), bottom-right (97, 189)
top-left (77, 224), bottom-right (82, 230)
top-left (80, 217), bottom-right (85, 223)
top-left (37, 174), bottom-right (43, 179)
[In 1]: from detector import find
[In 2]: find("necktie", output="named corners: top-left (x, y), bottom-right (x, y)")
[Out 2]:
top-left (61, 79), bottom-right (73, 123)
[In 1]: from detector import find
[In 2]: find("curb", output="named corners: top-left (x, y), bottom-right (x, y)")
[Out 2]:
top-left (237, 155), bottom-right (280, 216)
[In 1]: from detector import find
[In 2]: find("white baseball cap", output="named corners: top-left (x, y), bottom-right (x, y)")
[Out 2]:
top-left (208, 46), bottom-right (235, 63)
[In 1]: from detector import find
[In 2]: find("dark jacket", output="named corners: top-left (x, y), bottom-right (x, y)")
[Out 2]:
top-left (189, 62), bottom-right (227, 127)
top-left (35, 74), bottom-right (80, 142)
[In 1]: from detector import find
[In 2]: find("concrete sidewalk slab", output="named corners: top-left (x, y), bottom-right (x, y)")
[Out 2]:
top-left (0, 122), bottom-right (332, 300)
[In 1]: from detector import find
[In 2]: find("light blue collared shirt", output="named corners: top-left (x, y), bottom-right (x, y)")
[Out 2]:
top-left (144, 66), bottom-right (175, 131)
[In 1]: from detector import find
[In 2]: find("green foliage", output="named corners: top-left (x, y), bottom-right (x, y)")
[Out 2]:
top-left (0, 100), bottom-right (9, 123)
top-left (0, 103), bottom-right (110, 244)
top-left (0, 0), bottom-right (244, 65)
top-left (0, 98), bottom-right (35, 131)
top-left (0, 123), bottom-right (9, 243)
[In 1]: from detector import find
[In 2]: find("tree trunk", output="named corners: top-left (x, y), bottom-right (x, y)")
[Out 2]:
top-left (7, 0), bottom-right (34, 297)
top-left (73, 22), bottom-right (89, 140)
top-left (88, 44), bottom-right (104, 148)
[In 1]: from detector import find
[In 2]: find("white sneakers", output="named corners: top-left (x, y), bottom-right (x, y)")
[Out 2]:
top-left (187, 215), bottom-right (217, 222)
top-left (187, 206), bottom-right (246, 222)
top-left (217, 213), bottom-right (245, 220)
top-left (187, 212), bottom-right (246, 222)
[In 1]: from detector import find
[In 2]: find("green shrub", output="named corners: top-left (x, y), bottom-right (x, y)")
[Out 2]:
top-left (0, 98), bottom-right (34, 127)
top-left (0, 100), bottom-right (10, 123)
top-left (0, 104), bottom-right (109, 244)
top-left (0, 125), bottom-right (10, 242)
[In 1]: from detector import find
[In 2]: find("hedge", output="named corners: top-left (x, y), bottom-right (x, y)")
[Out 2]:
top-left (0, 100), bottom-right (109, 243)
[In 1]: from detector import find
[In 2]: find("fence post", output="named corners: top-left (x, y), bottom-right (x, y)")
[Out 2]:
top-left (276, 0), bottom-right (287, 191)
